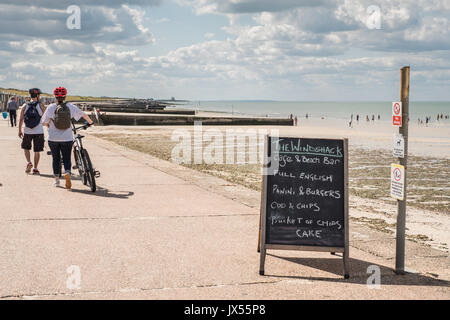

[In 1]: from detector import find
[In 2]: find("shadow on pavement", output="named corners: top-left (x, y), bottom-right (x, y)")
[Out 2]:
top-left (266, 253), bottom-right (449, 287)
top-left (39, 173), bottom-right (82, 181)
top-left (69, 186), bottom-right (134, 199)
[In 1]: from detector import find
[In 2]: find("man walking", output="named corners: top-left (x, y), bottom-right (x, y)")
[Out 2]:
top-left (7, 97), bottom-right (18, 127)
top-left (18, 88), bottom-right (46, 175)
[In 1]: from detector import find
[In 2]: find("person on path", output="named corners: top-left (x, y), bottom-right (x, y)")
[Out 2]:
top-left (18, 88), bottom-right (46, 175)
top-left (7, 97), bottom-right (18, 127)
top-left (42, 86), bottom-right (93, 189)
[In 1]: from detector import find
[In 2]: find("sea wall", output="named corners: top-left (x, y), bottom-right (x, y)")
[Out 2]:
top-left (100, 113), bottom-right (293, 126)
top-left (91, 106), bottom-right (196, 115)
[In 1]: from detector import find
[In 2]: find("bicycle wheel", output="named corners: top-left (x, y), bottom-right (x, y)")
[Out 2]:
top-left (74, 149), bottom-right (87, 185)
top-left (81, 149), bottom-right (96, 192)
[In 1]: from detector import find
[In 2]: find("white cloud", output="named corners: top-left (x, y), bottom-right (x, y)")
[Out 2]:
top-left (0, 0), bottom-right (449, 100)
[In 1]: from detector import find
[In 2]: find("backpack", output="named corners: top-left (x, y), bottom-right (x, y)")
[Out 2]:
top-left (53, 103), bottom-right (71, 130)
top-left (24, 102), bottom-right (42, 129)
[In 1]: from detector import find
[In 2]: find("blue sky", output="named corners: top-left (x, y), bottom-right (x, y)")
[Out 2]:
top-left (0, 0), bottom-right (449, 101)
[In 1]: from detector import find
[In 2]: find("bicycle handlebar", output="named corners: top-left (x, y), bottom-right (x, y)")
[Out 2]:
top-left (72, 122), bottom-right (93, 132)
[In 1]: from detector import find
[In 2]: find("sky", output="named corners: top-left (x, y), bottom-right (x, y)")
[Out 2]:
top-left (0, 0), bottom-right (449, 101)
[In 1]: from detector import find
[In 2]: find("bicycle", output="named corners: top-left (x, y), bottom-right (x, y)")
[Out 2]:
top-left (47, 121), bottom-right (100, 192)
top-left (72, 121), bottom-right (100, 192)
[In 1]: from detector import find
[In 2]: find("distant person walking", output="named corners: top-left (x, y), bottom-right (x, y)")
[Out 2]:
top-left (42, 87), bottom-right (94, 189)
top-left (7, 97), bottom-right (18, 127)
top-left (18, 88), bottom-right (46, 175)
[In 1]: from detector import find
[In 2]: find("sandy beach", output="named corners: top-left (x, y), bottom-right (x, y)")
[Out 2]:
top-left (91, 119), bottom-right (450, 254)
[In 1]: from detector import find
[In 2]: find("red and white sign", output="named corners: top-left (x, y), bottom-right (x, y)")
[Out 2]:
top-left (392, 102), bottom-right (402, 126)
top-left (391, 164), bottom-right (405, 200)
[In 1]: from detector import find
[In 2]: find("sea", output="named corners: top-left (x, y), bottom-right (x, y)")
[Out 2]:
top-left (186, 101), bottom-right (450, 122)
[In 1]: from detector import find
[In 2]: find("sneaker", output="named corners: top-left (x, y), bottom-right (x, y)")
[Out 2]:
top-left (64, 172), bottom-right (72, 190)
top-left (25, 162), bottom-right (33, 173)
top-left (53, 179), bottom-right (60, 187)
top-left (32, 168), bottom-right (40, 175)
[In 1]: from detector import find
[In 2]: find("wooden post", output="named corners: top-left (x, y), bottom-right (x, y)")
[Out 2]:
top-left (257, 180), bottom-right (263, 253)
top-left (395, 66), bottom-right (410, 274)
top-left (343, 138), bottom-right (350, 279)
top-left (259, 135), bottom-right (269, 275)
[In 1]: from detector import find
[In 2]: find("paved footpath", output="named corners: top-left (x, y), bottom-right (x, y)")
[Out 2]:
top-left (0, 121), bottom-right (448, 299)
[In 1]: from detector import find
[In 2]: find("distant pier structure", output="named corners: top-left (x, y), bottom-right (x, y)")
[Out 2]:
top-left (76, 98), bottom-right (193, 115)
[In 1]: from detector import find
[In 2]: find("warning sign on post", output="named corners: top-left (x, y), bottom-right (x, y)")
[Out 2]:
top-left (391, 164), bottom-right (405, 200)
top-left (392, 102), bottom-right (402, 126)
top-left (393, 133), bottom-right (405, 158)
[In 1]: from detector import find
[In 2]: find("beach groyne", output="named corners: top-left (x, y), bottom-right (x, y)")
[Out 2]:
top-left (99, 113), bottom-right (294, 126)
top-left (89, 105), bottom-right (196, 115)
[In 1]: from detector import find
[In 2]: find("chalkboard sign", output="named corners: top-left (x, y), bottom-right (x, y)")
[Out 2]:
top-left (259, 136), bottom-right (350, 278)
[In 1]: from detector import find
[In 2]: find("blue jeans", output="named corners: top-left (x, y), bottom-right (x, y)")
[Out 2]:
top-left (48, 141), bottom-right (73, 177)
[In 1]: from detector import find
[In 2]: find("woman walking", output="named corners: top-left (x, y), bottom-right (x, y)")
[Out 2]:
top-left (42, 87), bottom-right (93, 189)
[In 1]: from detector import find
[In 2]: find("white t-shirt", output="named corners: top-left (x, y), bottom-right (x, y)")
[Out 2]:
top-left (41, 103), bottom-right (86, 142)
top-left (23, 103), bottom-right (45, 135)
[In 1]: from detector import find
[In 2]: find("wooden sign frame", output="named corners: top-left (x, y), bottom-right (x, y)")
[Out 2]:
top-left (258, 135), bottom-right (350, 279)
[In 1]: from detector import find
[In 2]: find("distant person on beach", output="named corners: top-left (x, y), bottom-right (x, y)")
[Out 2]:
top-left (356, 114), bottom-right (359, 122)
top-left (18, 88), bottom-right (46, 175)
top-left (7, 97), bottom-right (18, 127)
top-left (372, 115), bottom-right (375, 122)
top-left (42, 87), bottom-right (93, 189)
top-left (366, 115), bottom-right (369, 122)
top-left (306, 113), bottom-right (308, 119)
top-left (378, 115), bottom-right (380, 120)
top-left (294, 116), bottom-right (298, 126)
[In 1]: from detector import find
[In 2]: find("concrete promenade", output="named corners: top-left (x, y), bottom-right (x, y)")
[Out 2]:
top-left (0, 121), bottom-right (448, 299)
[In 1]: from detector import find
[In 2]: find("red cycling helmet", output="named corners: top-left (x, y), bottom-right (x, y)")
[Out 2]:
top-left (54, 86), bottom-right (67, 98)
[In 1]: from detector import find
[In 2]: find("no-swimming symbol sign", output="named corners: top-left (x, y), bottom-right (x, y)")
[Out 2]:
top-left (390, 164), bottom-right (405, 200)
top-left (392, 102), bottom-right (402, 127)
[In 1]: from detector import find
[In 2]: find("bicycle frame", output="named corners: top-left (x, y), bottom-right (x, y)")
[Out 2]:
top-left (72, 122), bottom-right (86, 155)
top-left (71, 121), bottom-right (99, 192)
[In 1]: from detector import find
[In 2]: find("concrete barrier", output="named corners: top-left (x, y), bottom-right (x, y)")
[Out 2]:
top-left (90, 106), bottom-right (196, 115)
top-left (100, 113), bottom-right (294, 126)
